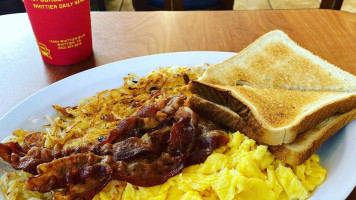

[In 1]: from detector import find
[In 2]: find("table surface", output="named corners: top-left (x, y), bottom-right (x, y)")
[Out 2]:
top-left (0, 9), bottom-right (355, 199)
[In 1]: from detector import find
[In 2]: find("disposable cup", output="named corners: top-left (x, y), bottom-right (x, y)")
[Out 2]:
top-left (23, 0), bottom-right (92, 65)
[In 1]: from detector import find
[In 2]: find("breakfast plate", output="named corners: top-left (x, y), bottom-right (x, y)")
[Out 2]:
top-left (0, 51), bottom-right (355, 200)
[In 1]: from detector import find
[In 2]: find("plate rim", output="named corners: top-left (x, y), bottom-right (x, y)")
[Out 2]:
top-left (0, 51), bottom-right (355, 200)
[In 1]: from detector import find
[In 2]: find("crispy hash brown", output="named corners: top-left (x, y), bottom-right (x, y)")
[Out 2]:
top-left (6, 66), bottom-right (205, 150)
top-left (0, 66), bottom-right (326, 200)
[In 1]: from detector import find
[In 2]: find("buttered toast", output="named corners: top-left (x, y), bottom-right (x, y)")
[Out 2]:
top-left (188, 96), bottom-right (356, 165)
top-left (189, 81), bottom-right (356, 145)
top-left (269, 108), bottom-right (356, 165)
top-left (200, 30), bottom-right (356, 92)
top-left (188, 30), bottom-right (356, 165)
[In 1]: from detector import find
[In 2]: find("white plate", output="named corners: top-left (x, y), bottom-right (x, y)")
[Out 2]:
top-left (0, 51), bottom-right (355, 200)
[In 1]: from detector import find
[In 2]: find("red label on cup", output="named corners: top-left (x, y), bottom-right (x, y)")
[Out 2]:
top-left (23, 0), bottom-right (92, 65)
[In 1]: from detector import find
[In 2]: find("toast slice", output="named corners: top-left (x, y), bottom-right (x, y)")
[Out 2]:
top-left (189, 80), bottom-right (356, 145)
top-left (200, 30), bottom-right (356, 92)
top-left (188, 30), bottom-right (356, 165)
top-left (188, 96), bottom-right (356, 165)
top-left (269, 108), bottom-right (356, 165)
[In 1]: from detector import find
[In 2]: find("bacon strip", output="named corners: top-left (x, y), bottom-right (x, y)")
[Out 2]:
top-left (0, 126), bottom-right (172, 175)
top-left (0, 142), bottom-right (26, 163)
top-left (0, 96), bottom-right (187, 175)
top-left (54, 175), bottom-right (112, 200)
top-left (0, 142), bottom-right (42, 174)
top-left (185, 130), bottom-right (229, 166)
top-left (26, 153), bottom-right (115, 193)
top-left (99, 116), bottom-right (144, 146)
top-left (101, 95), bottom-right (187, 145)
top-left (26, 152), bottom-right (184, 199)
top-left (0, 95), bottom-right (229, 200)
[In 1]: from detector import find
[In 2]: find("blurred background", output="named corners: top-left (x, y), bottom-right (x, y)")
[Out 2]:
top-left (0, 0), bottom-right (355, 15)
top-left (111, 0), bottom-right (355, 13)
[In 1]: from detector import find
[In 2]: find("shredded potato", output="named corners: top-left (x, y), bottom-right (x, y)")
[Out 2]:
top-left (0, 66), bottom-right (326, 200)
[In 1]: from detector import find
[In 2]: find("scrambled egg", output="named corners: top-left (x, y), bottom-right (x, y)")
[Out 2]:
top-left (93, 132), bottom-right (326, 200)
top-left (0, 66), bottom-right (326, 200)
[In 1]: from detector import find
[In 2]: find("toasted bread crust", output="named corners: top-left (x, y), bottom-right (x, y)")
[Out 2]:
top-left (188, 94), bottom-right (356, 165)
top-left (189, 80), bottom-right (356, 145)
top-left (188, 30), bottom-right (356, 166)
top-left (188, 96), bottom-right (246, 131)
top-left (189, 80), bottom-right (285, 144)
top-left (269, 109), bottom-right (356, 165)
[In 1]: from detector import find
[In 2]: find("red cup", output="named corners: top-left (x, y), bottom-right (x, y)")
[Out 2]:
top-left (23, 0), bottom-right (92, 65)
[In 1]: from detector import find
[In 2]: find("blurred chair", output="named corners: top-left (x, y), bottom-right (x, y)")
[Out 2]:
top-left (320, 0), bottom-right (344, 10)
top-left (91, 0), bottom-right (107, 11)
top-left (0, 0), bottom-right (25, 15)
top-left (133, 0), bottom-right (234, 11)
top-left (97, 0), bottom-right (107, 11)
